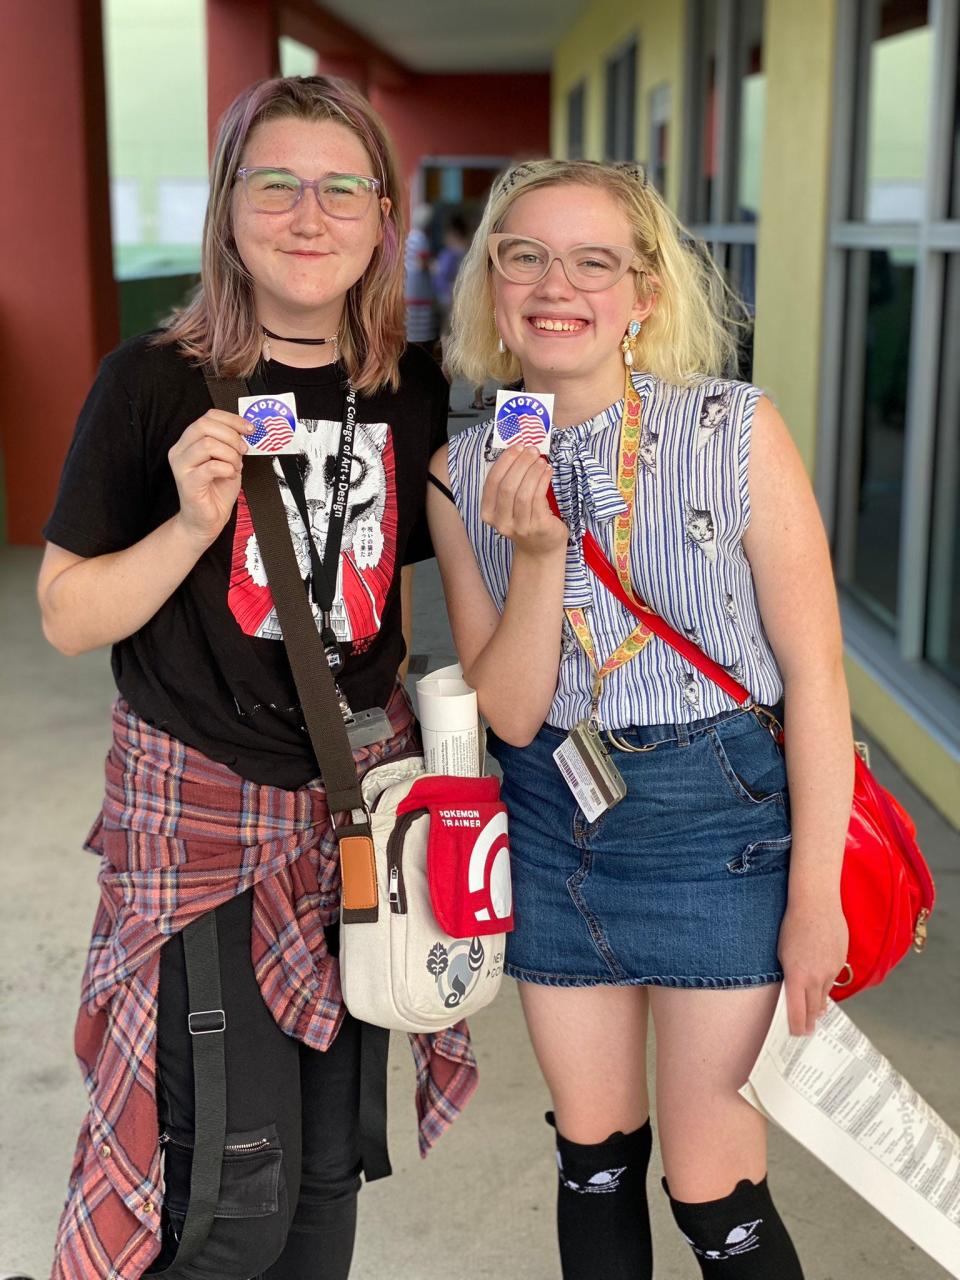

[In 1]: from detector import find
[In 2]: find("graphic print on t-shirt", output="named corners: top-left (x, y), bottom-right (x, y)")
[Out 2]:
top-left (228, 417), bottom-right (398, 648)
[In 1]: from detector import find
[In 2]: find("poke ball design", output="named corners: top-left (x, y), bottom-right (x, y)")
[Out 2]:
top-left (468, 810), bottom-right (512, 925)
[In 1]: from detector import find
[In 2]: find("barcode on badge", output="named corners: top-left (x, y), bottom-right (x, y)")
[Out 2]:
top-left (553, 737), bottom-right (607, 823)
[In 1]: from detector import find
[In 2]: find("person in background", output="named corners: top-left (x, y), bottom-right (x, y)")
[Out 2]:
top-left (404, 201), bottom-right (438, 353)
top-left (38, 75), bottom-right (471, 1280)
top-left (429, 158), bottom-right (851, 1280)
top-left (435, 212), bottom-right (492, 410)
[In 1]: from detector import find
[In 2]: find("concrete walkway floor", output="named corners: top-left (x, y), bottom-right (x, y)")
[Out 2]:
top-left (1, 541), bottom-right (958, 1279)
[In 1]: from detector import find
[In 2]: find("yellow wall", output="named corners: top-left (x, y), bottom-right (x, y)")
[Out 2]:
top-left (845, 657), bottom-right (960, 828)
top-left (552, 0), bottom-right (686, 210)
top-left (751, 0), bottom-right (837, 472)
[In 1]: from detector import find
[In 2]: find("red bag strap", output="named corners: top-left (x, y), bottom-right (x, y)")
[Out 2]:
top-left (547, 485), bottom-right (751, 707)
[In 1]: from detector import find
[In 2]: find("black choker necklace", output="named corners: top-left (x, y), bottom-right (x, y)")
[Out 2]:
top-left (261, 327), bottom-right (338, 362)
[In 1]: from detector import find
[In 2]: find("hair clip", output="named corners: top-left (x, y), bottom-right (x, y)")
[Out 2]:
top-left (613, 161), bottom-right (648, 187)
top-left (494, 162), bottom-right (540, 195)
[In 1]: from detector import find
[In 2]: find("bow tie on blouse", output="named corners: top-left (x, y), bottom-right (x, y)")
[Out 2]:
top-left (549, 430), bottom-right (628, 609)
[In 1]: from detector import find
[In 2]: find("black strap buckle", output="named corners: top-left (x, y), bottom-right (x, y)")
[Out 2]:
top-left (188, 1008), bottom-right (226, 1036)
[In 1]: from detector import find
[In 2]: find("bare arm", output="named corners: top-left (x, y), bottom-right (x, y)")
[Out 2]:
top-left (428, 445), bottom-right (568, 746)
top-left (743, 395), bottom-right (852, 1035)
top-left (38, 409), bottom-right (251, 655)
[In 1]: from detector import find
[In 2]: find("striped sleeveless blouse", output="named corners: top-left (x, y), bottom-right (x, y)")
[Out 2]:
top-left (446, 371), bottom-right (784, 730)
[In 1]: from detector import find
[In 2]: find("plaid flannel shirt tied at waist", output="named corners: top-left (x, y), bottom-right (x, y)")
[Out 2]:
top-left (52, 691), bottom-right (478, 1280)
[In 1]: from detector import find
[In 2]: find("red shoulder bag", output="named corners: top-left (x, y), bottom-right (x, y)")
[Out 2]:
top-left (554, 492), bottom-right (936, 1001)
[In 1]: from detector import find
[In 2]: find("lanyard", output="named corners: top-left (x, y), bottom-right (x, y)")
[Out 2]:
top-left (563, 376), bottom-right (654, 722)
top-left (249, 369), bottom-right (357, 664)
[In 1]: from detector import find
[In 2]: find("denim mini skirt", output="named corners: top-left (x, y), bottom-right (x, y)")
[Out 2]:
top-left (487, 705), bottom-right (791, 989)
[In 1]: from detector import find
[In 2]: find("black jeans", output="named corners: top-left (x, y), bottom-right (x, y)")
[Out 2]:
top-left (152, 890), bottom-right (362, 1279)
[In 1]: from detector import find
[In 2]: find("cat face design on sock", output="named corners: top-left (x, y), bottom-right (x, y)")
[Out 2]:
top-left (556, 1151), bottom-right (628, 1195)
top-left (681, 1218), bottom-right (763, 1259)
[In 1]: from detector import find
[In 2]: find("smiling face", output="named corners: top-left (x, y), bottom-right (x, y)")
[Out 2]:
top-left (231, 116), bottom-right (389, 333)
top-left (492, 183), bottom-right (654, 398)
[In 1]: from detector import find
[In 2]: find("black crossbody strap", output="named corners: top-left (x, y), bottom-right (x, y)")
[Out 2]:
top-left (153, 912), bottom-right (227, 1273)
top-left (241, 456), bottom-right (365, 815)
top-left (201, 372), bottom-right (365, 817)
top-left (202, 371), bottom-right (390, 1184)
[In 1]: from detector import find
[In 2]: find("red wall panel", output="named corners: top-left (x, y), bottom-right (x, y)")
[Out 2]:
top-left (371, 73), bottom-right (551, 192)
top-left (0, 0), bottom-right (118, 545)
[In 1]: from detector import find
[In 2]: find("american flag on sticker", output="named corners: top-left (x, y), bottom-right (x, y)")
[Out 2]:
top-left (247, 414), bottom-right (294, 452)
top-left (237, 392), bottom-right (299, 455)
top-left (493, 390), bottom-right (554, 455)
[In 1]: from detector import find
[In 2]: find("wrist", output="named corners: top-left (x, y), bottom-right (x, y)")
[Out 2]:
top-left (787, 874), bottom-right (843, 911)
top-left (171, 510), bottom-right (218, 556)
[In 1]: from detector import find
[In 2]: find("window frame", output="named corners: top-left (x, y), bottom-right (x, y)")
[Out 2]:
top-left (604, 35), bottom-right (638, 162)
top-left (816, 0), bottom-right (960, 744)
top-left (681, 0), bottom-right (765, 334)
top-left (567, 80), bottom-right (586, 160)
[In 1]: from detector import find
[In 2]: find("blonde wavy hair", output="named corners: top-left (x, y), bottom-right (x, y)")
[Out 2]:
top-left (446, 159), bottom-right (744, 387)
top-left (157, 76), bottom-right (406, 394)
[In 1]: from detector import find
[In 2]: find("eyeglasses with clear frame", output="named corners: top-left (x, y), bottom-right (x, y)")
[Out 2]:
top-left (236, 167), bottom-right (383, 219)
top-left (488, 233), bottom-right (644, 291)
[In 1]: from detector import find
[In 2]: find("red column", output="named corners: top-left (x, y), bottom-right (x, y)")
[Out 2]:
top-left (317, 56), bottom-right (370, 95)
top-left (206, 0), bottom-right (278, 149)
top-left (0, 0), bottom-right (118, 545)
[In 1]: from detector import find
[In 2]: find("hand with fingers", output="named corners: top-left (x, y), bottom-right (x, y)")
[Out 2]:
top-left (480, 445), bottom-right (567, 558)
top-left (168, 409), bottom-right (254, 548)
top-left (777, 895), bottom-right (849, 1036)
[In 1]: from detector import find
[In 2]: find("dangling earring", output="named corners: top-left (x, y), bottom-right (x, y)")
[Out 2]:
top-left (621, 319), bottom-right (642, 368)
top-left (494, 308), bottom-right (506, 354)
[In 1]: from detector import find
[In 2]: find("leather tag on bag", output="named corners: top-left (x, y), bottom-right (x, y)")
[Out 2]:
top-left (340, 835), bottom-right (379, 923)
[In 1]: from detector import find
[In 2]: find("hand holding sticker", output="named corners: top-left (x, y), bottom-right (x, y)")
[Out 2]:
top-left (492, 391), bottom-right (554, 456)
top-left (238, 392), bottom-right (300, 455)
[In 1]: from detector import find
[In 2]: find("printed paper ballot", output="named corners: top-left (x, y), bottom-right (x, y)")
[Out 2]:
top-left (238, 392), bottom-right (300, 455)
top-left (742, 987), bottom-right (960, 1277)
top-left (417, 663), bottom-right (480, 777)
top-left (492, 390), bottom-right (554, 456)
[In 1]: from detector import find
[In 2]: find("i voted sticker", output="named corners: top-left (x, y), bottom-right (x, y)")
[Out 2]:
top-left (492, 391), bottom-right (554, 456)
top-left (237, 392), bottom-right (299, 455)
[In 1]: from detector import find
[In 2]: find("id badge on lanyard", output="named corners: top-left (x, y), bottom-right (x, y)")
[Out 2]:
top-left (553, 376), bottom-right (651, 819)
top-left (252, 375), bottom-right (393, 748)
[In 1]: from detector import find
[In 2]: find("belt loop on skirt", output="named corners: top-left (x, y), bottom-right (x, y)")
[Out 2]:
top-left (676, 720), bottom-right (691, 748)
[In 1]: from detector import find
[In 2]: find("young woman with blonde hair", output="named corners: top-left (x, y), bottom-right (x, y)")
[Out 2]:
top-left (39, 76), bottom-right (469, 1280)
top-left (429, 159), bottom-right (851, 1278)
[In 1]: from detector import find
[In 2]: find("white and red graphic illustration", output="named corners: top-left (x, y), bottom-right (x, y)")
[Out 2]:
top-left (398, 777), bottom-right (514, 939)
top-left (228, 417), bottom-right (398, 647)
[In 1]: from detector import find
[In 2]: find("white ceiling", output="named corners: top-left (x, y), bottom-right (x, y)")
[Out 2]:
top-left (315, 0), bottom-right (587, 72)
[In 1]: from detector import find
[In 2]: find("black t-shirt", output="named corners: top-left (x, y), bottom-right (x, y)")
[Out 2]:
top-left (44, 334), bottom-right (449, 788)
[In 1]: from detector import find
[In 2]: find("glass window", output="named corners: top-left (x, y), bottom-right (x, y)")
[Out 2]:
top-left (950, 16), bottom-right (960, 218)
top-left (862, 0), bottom-right (932, 221)
top-left (605, 39), bottom-right (637, 161)
top-left (837, 248), bottom-right (917, 626)
top-left (280, 36), bottom-right (318, 77)
top-left (693, 0), bottom-right (718, 223)
top-left (103, 0), bottom-right (208, 282)
top-left (688, 0), bottom-right (765, 226)
top-left (568, 82), bottom-right (585, 160)
top-left (734, 0), bottom-right (765, 224)
top-left (925, 254), bottom-right (960, 685)
top-left (648, 83), bottom-right (670, 194)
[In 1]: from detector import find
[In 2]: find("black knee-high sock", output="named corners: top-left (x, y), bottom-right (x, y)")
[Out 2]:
top-left (550, 1112), bottom-right (653, 1280)
top-left (665, 1175), bottom-right (803, 1278)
